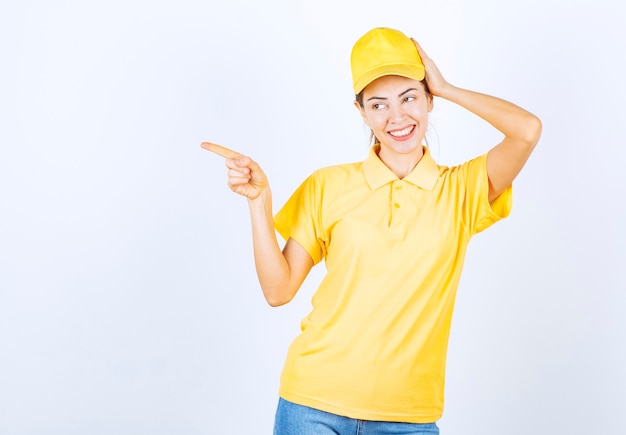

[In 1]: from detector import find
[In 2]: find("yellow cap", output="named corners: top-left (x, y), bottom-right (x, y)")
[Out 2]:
top-left (351, 27), bottom-right (425, 94)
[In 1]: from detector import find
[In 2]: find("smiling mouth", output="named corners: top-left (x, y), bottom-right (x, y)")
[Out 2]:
top-left (388, 125), bottom-right (415, 138)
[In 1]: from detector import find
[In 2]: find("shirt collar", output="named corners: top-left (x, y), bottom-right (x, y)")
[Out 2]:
top-left (363, 145), bottom-right (440, 191)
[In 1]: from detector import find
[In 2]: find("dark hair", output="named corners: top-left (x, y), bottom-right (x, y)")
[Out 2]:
top-left (355, 79), bottom-right (431, 145)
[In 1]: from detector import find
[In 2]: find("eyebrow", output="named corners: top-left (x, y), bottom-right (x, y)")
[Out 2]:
top-left (366, 88), bottom-right (421, 102)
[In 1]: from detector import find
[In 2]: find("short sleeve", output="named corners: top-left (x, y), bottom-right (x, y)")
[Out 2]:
top-left (274, 172), bottom-right (326, 265)
top-left (462, 154), bottom-right (513, 235)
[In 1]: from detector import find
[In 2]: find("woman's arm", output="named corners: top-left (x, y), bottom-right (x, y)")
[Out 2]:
top-left (412, 41), bottom-right (542, 201)
top-left (202, 142), bottom-right (313, 306)
top-left (247, 189), bottom-right (313, 306)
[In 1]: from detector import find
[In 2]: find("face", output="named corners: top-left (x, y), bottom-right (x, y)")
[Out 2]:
top-left (356, 75), bottom-right (433, 160)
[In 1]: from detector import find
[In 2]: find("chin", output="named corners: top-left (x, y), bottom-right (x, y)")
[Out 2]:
top-left (383, 140), bottom-right (422, 154)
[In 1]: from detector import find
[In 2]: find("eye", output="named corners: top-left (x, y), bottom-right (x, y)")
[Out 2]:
top-left (372, 103), bottom-right (387, 110)
top-left (404, 96), bottom-right (416, 103)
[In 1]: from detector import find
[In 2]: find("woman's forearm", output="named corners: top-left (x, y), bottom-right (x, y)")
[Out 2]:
top-left (438, 84), bottom-right (542, 145)
top-left (247, 189), bottom-right (296, 306)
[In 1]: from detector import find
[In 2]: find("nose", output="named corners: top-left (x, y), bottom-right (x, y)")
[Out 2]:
top-left (388, 104), bottom-right (406, 123)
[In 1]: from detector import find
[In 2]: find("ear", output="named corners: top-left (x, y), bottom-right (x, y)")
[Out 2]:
top-left (354, 100), bottom-right (369, 125)
top-left (427, 94), bottom-right (434, 112)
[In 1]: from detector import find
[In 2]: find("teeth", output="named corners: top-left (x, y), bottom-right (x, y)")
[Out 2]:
top-left (389, 126), bottom-right (414, 137)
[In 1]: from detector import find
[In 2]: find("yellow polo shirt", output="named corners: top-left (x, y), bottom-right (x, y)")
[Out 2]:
top-left (273, 145), bottom-right (512, 423)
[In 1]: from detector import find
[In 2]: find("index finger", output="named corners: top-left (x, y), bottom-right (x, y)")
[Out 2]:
top-left (200, 142), bottom-right (243, 159)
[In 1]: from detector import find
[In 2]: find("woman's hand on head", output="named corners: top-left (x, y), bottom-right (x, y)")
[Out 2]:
top-left (201, 142), bottom-right (269, 200)
top-left (411, 38), bottom-right (450, 97)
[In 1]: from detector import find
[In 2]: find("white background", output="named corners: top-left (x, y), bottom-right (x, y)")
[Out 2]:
top-left (1, 0), bottom-right (624, 433)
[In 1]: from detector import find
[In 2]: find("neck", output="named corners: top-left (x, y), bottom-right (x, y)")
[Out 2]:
top-left (376, 145), bottom-right (425, 179)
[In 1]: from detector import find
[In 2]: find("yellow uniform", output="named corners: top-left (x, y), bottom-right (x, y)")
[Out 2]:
top-left (274, 145), bottom-right (512, 423)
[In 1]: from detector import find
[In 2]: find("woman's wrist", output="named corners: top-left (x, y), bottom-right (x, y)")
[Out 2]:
top-left (247, 187), bottom-right (272, 210)
top-left (433, 82), bottom-right (459, 101)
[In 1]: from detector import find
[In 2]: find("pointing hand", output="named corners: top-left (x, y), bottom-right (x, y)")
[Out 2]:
top-left (201, 142), bottom-right (269, 200)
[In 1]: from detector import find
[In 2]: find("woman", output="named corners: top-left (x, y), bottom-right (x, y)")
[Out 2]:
top-left (203, 27), bottom-right (541, 434)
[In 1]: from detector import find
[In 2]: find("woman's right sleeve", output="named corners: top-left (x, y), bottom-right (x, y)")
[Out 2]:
top-left (273, 172), bottom-right (326, 265)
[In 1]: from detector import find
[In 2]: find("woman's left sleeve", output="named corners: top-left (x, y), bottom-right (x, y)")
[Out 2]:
top-left (463, 153), bottom-right (513, 235)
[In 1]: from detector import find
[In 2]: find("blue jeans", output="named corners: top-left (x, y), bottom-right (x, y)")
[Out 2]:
top-left (274, 398), bottom-right (440, 435)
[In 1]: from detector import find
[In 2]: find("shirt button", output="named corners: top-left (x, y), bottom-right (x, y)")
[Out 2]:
top-left (395, 185), bottom-right (403, 190)
top-left (394, 203), bottom-right (400, 208)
